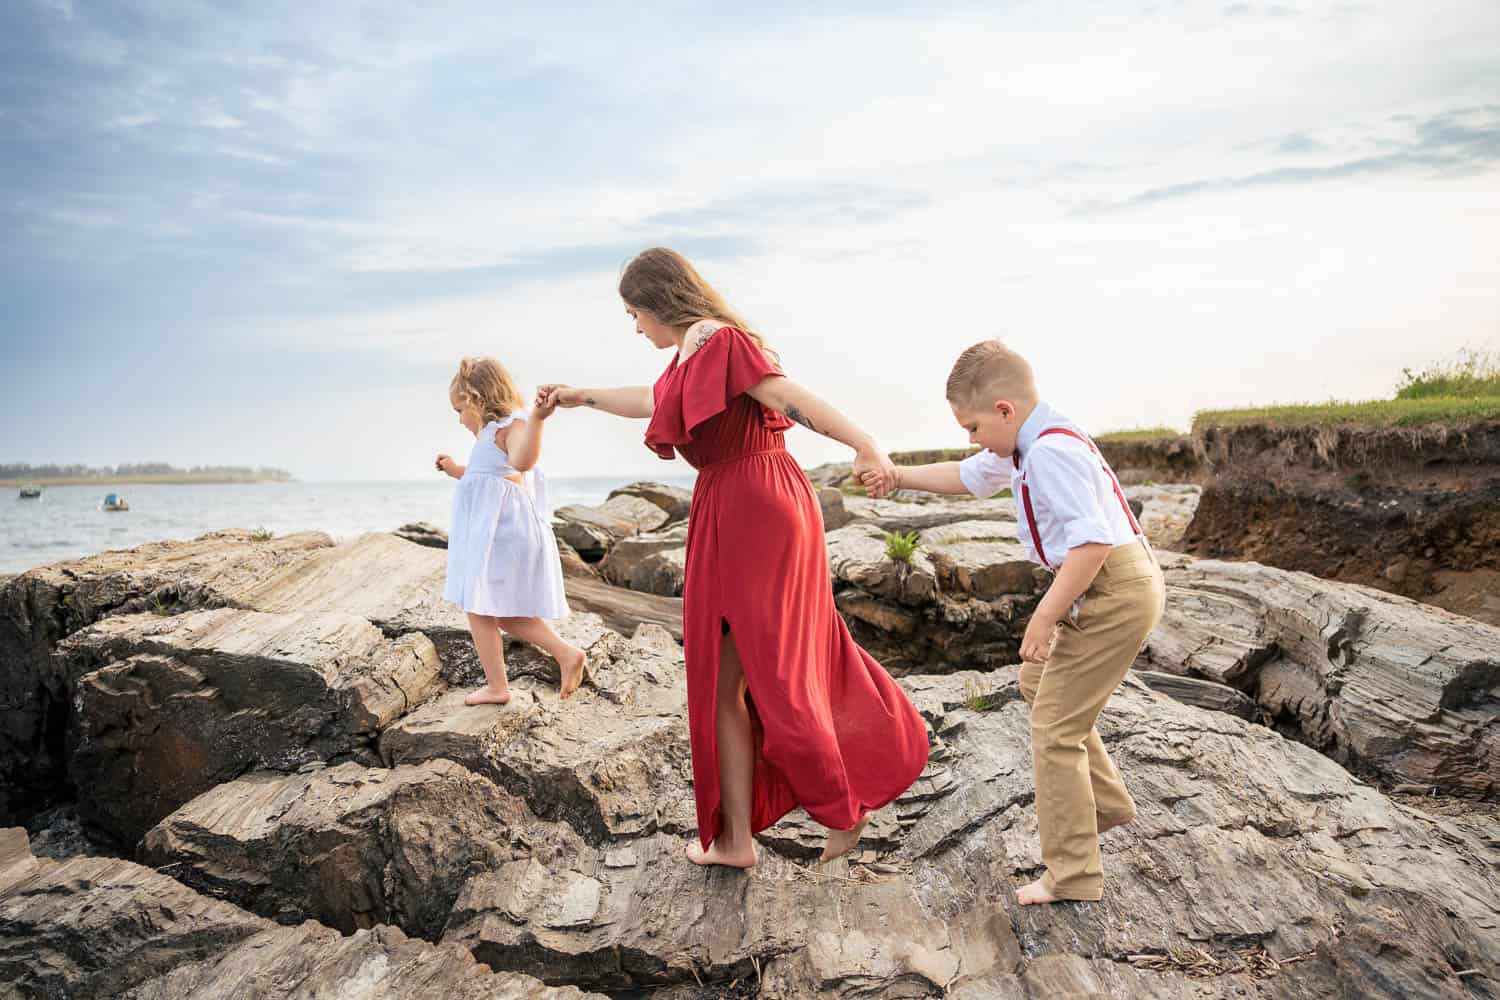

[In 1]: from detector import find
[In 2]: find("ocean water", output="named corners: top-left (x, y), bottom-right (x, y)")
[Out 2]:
top-left (0, 475), bottom-right (696, 576)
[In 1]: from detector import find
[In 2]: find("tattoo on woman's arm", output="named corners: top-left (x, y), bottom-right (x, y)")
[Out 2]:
top-left (585, 396), bottom-right (596, 407)
top-left (785, 404), bottom-right (818, 432)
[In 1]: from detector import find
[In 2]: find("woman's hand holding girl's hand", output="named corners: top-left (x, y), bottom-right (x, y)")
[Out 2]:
top-left (535, 384), bottom-right (583, 411)
top-left (435, 454), bottom-right (456, 477)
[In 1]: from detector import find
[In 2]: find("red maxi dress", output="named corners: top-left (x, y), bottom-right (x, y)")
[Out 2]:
top-left (645, 326), bottom-right (930, 850)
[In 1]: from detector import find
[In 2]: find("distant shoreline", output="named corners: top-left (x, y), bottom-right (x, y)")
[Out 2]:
top-left (2, 476), bottom-right (294, 488)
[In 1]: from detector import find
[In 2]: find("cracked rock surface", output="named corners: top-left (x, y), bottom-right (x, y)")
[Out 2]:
top-left (1, 530), bottom-right (1496, 999)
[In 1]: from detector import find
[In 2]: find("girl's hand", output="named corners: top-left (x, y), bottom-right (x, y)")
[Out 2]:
top-left (535, 384), bottom-right (584, 410)
top-left (853, 445), bottom-right (896, 498)
top-left (533, 393), bottom-right (558, 420)
top-left (435, 454), bottom-right (455, 476)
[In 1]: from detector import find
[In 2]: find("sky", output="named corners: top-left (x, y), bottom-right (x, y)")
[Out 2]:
top-left (2, 0), bottom-right (1497, 480)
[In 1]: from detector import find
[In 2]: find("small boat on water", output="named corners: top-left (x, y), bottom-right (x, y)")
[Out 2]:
top-left (102, 492), bottom-right (130, 512)
top-left (18, 484), bottom-right (42, 499)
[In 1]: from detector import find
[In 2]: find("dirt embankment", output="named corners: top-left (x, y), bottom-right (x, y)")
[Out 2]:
top-left (1098, 436), bottom-right (1207, 485)
top-left (1180, 420), bottom-right (1500, 625)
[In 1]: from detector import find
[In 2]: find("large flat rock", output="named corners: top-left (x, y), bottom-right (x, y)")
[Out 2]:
top-left (554, 494), bottom-right (671, 560)
top-left (598, 523), bottom-right (689, 591)
top-left (124, 922), bottom-right (606, 1000)
top-left (381, 624), bottom-right (696, 842)
top-left (0, 826), bottom-right (598, 1000)
top-left (240, 531), bottom-right (679, 679)
top-left (844, 494), bottom-right (1018, 533)
top-left (0, 530), bottom-right (332, 824)
top-left (0, 827), bottom-right (268, 999)
top-left (141, 758), bottom-right (576, 937)
top-left (1138, 555), bottom-right (1500, 799)
top-left (827, 522), bottom-right (1041, 674)
top-left (58, 606), bottom-right (442, 844)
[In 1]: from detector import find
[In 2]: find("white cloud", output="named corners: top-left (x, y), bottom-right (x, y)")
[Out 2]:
top-left (8, 0), bottom-right (1500, 480)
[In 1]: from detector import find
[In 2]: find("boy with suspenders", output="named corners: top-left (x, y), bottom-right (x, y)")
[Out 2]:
top-left (863, 339), bottom-right (1166, 905)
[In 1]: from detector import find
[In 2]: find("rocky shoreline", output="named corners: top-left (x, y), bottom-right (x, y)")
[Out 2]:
top-left (2, 473), bottom-right (1498, 998)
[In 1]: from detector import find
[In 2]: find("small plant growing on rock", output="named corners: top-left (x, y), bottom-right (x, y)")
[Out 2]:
top-left (149, 594), bottom-right (174, 617)
top-left (250, 527), bottom-right (274, 542)
top-left (962, 676), bottom-right (1003, 712)
top-left (883, 530), bottom-right (920, 564)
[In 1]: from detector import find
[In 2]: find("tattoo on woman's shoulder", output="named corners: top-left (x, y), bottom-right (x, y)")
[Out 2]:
top-left (785, 404), bottom-right (817, 432)
top-left (692, 321), bottom-right (721, 349)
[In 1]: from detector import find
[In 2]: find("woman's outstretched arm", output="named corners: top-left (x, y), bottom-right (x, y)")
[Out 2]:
top-left (747, 376), bottom-right (896, 484)
top-left (536, 383), bottom-right (654, 419)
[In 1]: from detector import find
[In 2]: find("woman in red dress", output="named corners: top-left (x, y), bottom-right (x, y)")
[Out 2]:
top-left (538, 248), bottom-right (929, 867)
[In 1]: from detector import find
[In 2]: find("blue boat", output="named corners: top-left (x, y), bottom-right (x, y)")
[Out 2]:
top-left (102, 493), bottom-right (130, 512)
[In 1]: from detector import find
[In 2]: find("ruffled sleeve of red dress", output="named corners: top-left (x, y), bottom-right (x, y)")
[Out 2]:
top-left (645, 326), bottom-right (794, 459)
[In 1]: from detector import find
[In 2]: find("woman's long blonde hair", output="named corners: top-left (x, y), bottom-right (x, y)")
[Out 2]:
top-left (619, 247), bottom-right (775, 358)
top-left (450, 357), bottom-right (525, 425)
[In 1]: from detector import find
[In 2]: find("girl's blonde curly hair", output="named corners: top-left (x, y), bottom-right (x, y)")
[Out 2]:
top-left (450, 357), bottom-right (526, 425)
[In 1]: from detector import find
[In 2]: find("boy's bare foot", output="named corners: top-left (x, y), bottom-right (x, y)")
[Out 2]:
top-left (463, 685), bottom-right (512, 706)
top-left (685, 838), bottom-right (757, 869)
top-left (558, 647), bottom-right (586, 699)
top-left (1015, 877), bottom-right (1062, 905)
top-left (819, 814), bottom-right (869, 863)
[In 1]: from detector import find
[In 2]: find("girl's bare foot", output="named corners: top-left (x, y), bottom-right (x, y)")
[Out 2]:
top-left (819, 814), bottom-right (869, 863)
top-left (558, 647), bottom-right (586, 699)
top-left (463, 685), bottom-right (512, 706)
top-left (1016, 877), bottom-right (1061, 905)
top-left (685, 838), bottom-right (757, 869)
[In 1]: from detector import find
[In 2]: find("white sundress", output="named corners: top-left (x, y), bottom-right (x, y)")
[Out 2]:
top-left (443, 413), bottom-right (569, 620)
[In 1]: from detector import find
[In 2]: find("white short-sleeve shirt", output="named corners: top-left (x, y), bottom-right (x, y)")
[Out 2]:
top-left (958, 401), bottom-right (1140, 569)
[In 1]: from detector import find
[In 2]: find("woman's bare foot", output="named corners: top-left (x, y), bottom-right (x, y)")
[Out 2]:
top-left (685, 838), bottom-right (757, 869)
top-left (463, 685), bottom-right (512, 706)
top-left (558, 647), bottom-right (586, 699)
top-left (819, 814), bottom-right (869, 863)
top-left (1015, 877), bottom-right (1061, 905)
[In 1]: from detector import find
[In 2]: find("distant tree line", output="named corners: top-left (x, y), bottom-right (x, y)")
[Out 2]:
top-left (1, 463), bottom-right (293, 481)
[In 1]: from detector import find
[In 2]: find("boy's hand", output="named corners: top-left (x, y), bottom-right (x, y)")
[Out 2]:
top-left (1019, 610), bottom-right (1060, 663)
top-left (860, 464), bottom-right (899, 498)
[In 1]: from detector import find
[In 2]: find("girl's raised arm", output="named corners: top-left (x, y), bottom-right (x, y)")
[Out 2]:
top-left (503, 415), bottom-right (545, 472)
top-left (536, 383), bottom-right (654, 419)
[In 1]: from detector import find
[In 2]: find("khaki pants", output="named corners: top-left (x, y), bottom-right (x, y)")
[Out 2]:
top-left (1019, 539), bottom-right (1166, 900)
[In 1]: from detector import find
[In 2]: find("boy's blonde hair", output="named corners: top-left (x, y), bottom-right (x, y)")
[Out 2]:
top-left (946, 340), bottom-right (1038, 411)
top-left (450, 357), bottom-right (526, 425)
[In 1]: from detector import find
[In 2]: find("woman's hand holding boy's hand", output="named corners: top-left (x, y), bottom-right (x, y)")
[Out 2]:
top-left (853, 445), bottom-right (896, 500)
top-left (860, 464), bottom-right (899, 498)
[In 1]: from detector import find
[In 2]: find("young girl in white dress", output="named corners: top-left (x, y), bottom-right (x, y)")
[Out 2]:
top-left (436, 357), bottom-right (585, 705)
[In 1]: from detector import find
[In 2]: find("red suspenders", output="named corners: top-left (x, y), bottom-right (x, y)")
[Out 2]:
top-left (1011, 427), bottom-right (1142, 570)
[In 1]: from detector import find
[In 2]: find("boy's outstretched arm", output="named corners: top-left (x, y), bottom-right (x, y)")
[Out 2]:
top-left (869, 461), bottom-right (969, 498)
